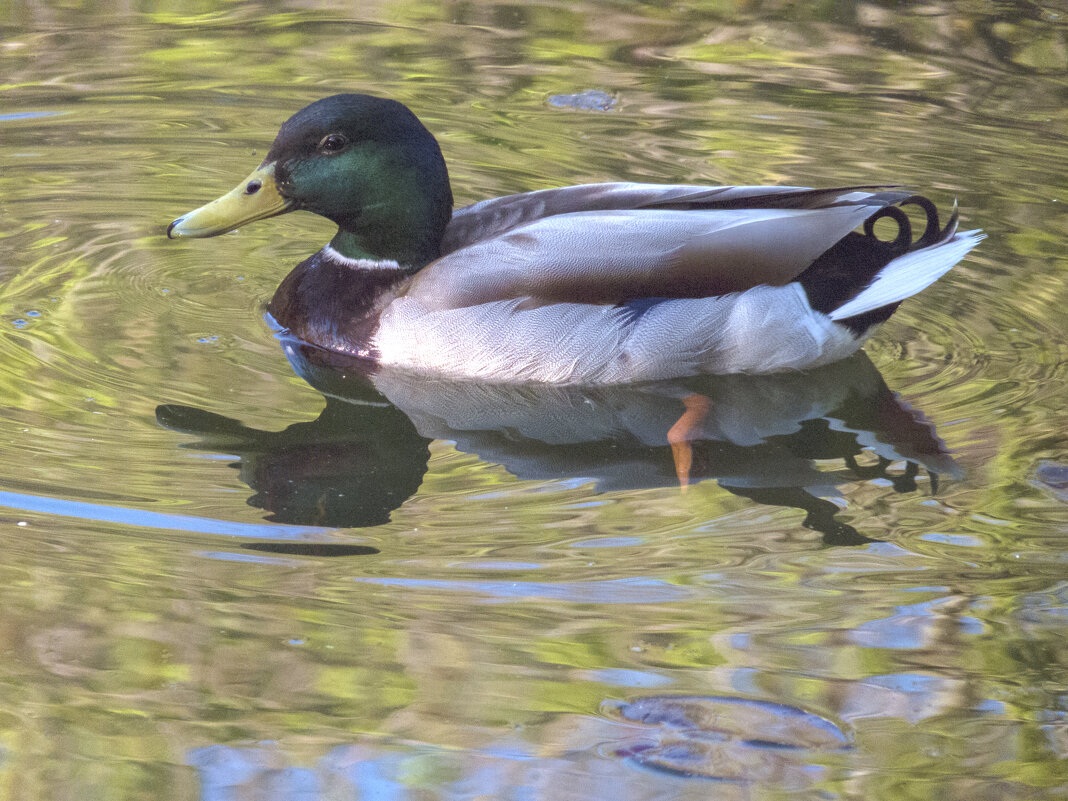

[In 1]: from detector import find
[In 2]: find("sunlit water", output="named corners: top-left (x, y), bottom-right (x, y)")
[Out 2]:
top-left (1, 2), bottom-right (1066, 799)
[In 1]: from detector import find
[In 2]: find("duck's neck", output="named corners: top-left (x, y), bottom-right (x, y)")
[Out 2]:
top-left (328, 229), bottom-right (419, 268)
top-left (326, 173), bottom-right (452, 270)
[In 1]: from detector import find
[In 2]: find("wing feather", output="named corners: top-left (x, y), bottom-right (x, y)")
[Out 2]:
top-left (409, 205), bottom-right (877, 311)
top-left (441, 181), bottom-right (905, 253)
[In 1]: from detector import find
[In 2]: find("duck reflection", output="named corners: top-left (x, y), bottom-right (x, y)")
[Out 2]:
top-left (157, 345), bottom-right (956, 546)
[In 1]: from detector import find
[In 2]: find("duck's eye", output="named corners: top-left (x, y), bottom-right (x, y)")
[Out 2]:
top-left (318, 133), bottom-right (348, 154)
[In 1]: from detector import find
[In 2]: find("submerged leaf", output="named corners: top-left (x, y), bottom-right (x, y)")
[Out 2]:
top-left (615, 695), bottom-right (851, 781)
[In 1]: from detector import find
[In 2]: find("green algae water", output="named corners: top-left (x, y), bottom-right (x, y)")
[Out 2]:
top-left (1, 2), bottom-right (1066, 799)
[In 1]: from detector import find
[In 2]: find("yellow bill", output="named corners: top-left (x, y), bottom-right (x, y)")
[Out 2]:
top-left (167, 162), bottom-right (292, 239)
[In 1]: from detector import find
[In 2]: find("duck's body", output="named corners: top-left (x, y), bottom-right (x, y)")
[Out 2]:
top-left (169, 94), bottom-right (982, 384)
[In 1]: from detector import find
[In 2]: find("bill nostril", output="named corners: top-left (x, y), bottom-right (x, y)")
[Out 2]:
top-left (245, 180), bottom-right (262, 195)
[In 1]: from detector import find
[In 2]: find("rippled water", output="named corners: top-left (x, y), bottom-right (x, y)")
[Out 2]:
top-left (1, 2), bottom-right (1067, 799)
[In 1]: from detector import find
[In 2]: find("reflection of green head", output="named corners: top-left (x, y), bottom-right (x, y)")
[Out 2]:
top-left (156, 391), bottom-right (431, 529)
top-left (169, 94), bottom-right (454, 268)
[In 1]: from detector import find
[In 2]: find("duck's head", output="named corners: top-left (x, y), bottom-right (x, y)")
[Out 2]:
top-left (168, 94), bottom-right (453, 267)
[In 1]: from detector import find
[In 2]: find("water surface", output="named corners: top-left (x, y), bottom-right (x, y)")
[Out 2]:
top-left (1, 2), bottom-right (1066, 799)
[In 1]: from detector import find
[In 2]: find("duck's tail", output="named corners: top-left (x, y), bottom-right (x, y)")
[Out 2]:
top-left (797, 196), bottom-right (983, 333)
top-left (830, 223), bottom-right (984, 324)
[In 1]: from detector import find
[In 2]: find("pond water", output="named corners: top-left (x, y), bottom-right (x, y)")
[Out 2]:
top-left (1, 2), bottom-right (1067, 798)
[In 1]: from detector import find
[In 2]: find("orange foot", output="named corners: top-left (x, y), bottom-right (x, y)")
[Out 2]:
top-left (667, 393), bottom-right (711, 491)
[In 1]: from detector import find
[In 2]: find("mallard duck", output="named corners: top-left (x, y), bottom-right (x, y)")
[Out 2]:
top-left (168, 94), bottom-right (982, 384)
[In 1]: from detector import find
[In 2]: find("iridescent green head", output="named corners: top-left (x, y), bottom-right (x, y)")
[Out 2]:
top-left (168, 94), bottom-right (454, 268)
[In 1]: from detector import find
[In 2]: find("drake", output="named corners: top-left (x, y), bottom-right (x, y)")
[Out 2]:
top-left (168, 93), bottom-right (982, 384)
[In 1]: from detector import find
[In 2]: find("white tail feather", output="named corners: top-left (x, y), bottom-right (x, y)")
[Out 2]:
top-left (830, 229), bottom-right (984, 321)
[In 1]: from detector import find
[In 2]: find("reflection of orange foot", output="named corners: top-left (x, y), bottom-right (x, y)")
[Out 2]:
top-left (667, 393), bottom-right (711, 490)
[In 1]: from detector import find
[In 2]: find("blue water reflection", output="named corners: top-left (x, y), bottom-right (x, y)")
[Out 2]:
top-left (355, 576), bottom-right (693, 604)
top-left (0, 489), bottom-right (334, 539)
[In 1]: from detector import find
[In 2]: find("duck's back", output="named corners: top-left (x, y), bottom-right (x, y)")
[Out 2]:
top-left (439, 182), bottom-right (909, 252)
